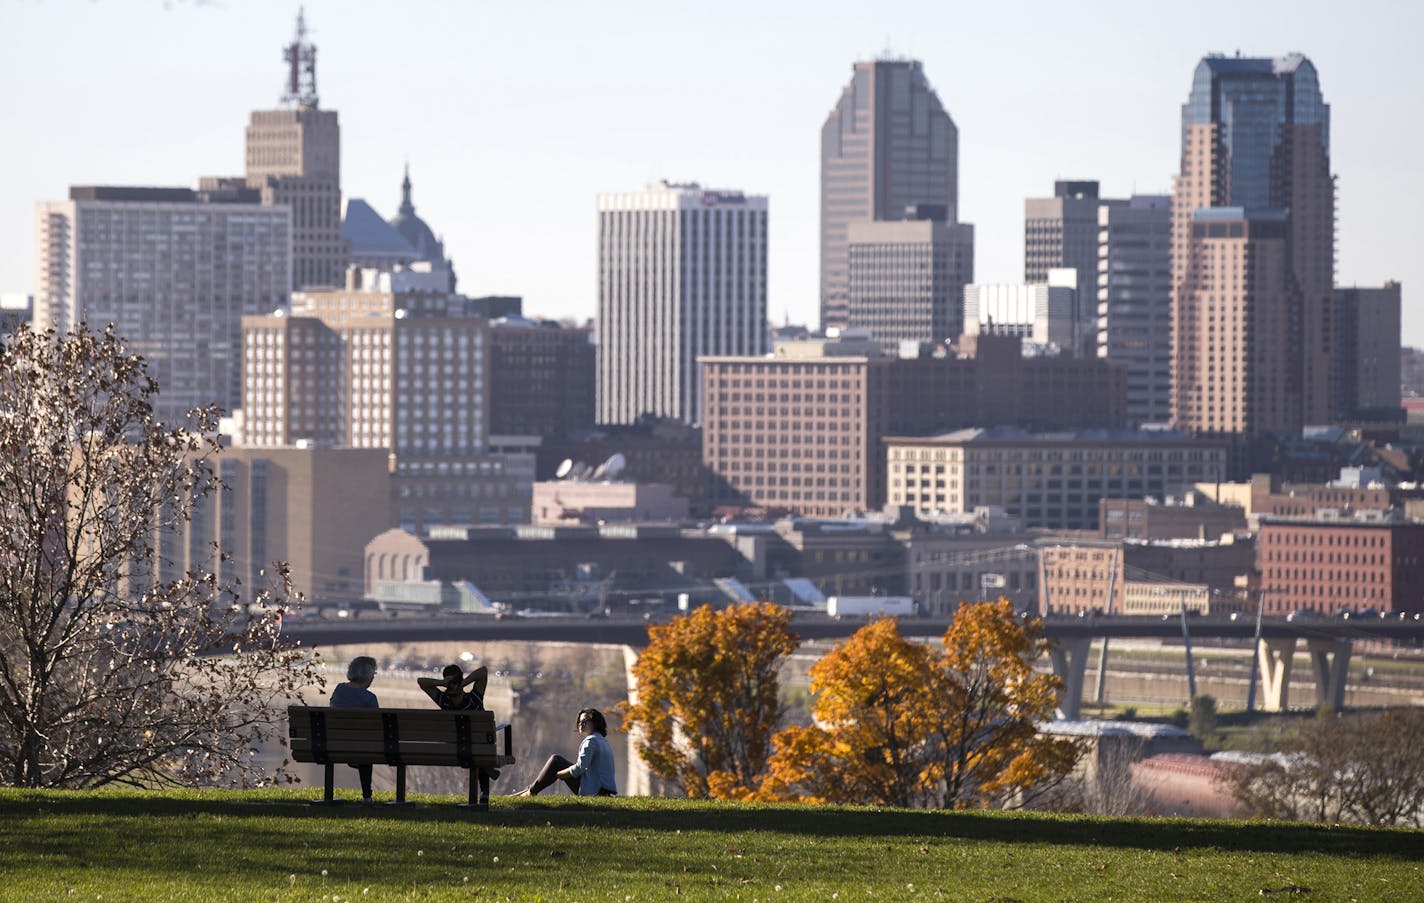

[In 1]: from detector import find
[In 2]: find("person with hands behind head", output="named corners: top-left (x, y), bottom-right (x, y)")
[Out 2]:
top-left (418, 662), bottom-right (488, 711)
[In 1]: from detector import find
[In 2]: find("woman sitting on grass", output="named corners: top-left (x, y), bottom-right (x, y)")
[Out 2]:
top-left (514, 707), bottom-right (617, 797)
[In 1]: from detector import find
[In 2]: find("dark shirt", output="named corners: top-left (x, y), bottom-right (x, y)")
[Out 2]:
top-left (434, 688), bottom-right (483, 711)
top-left (330, 683), bottom-right (379, 708)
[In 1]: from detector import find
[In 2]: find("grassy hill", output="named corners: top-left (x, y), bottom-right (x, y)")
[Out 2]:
top-left (0, 788), bottom-right (1418, 901)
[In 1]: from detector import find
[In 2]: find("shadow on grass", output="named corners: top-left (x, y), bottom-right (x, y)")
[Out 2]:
top-left (1, 789), bottom-right (1416, 863)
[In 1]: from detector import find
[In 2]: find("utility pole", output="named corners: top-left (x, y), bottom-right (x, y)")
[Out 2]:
top-left (1093, 547), bottom-right (1118, 706)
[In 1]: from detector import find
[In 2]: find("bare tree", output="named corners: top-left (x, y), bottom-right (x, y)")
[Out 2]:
top-left (0, 325), bottom-right (318, 788)
top-left (1227, 708), bottom-right (1424, 827)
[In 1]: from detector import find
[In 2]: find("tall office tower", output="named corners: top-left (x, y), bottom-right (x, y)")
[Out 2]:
top-left (1098, 195), bottom-right (1173, 424)
top-left (846, 207), bottom-right (974, 354)
top-left (1171, 54), bottom-right (1336, 434)
top-left (34, 185), bottom-right (291, 422)
top-left (596, 181), bottom-right (768, 426)
top-left (821, 59), bottom-right (961, 331)
top-left (244, 12), bottom-right (346, 290)
top-left (1336, 283), bottom-right (1402, 419)
top-left (963, 269), bottom-right (1087, 355)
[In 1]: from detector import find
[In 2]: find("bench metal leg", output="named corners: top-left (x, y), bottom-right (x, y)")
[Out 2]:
top-left (458, 768), bottom-right (490, 811)
top-left (308, 763), bottom-right (341, 805)
top-left (395, 765), bottom-right (407, 804)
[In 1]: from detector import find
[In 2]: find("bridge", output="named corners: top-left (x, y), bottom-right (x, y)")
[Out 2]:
top-left (283, 612), bottom-right (1424, 718)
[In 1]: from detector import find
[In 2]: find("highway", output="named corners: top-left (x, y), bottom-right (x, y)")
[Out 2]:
top-left (281, 611), bottom-right (1424, 649)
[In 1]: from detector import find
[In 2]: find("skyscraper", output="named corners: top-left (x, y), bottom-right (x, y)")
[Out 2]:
top-left (596, 181), bottom-right (768, 426)
top-left (1098, 195), bottom-right (1173, 425)
top-left (243, 12), bottom-right (346, 290)
top-left (821, 59), bottom-right (961, 331)
top-left (1171, 54), bottom-right (1336, 434)
top-left (1025, 181), bottom-right (1125, 297)
top-left (34, 185), bottom-right (291, 422)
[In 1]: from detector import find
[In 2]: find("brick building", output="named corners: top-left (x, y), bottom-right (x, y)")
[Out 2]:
top-left (1257, 514), bottom-right (1424, 615)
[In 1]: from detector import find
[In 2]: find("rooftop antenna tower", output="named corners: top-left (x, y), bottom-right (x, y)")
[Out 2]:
top-left (282, 8), bottom-right (319, 108)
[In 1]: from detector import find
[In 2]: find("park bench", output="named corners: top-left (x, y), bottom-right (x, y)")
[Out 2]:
top-left (287, 705), bottom-right (515, 809)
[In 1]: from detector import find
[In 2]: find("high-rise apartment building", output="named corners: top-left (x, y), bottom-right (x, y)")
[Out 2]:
top-left (1336, 283), bottom-right (1402, 419)
top-left (1098, 195), bottom-right (1174, 424)
top-left (821, 59), bottom-right (962, 331)
top-left (34, 185), bottom-right (291, 422)
top-left (1171, 54), bottom-right (1336, 434)
top-left (596, 181), bottom-right (768, 426)
top-left (845, 212), bottom-right (974, 354)
top-left (243, 12), bottom-right (346, 290)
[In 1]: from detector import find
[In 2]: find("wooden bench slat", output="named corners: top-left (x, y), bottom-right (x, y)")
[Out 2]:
top-left (290, 739), bottom-right (502, 758)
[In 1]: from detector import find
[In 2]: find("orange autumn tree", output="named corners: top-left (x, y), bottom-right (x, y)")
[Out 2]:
top-left (619, 602), bottom-right (800, 798)
top-left (931, 598), bottom-right (1080, 809)
top-left (760, 600), bottom-right (1081, 809)
top-left (759, 617), bottom-right (940, 807)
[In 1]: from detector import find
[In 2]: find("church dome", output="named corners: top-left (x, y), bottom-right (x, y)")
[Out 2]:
top-left (389, 165), bottom-right (446, 265)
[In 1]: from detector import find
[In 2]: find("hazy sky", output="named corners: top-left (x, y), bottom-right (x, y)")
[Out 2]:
top-left (3, 0), bottom-right (1421, 343)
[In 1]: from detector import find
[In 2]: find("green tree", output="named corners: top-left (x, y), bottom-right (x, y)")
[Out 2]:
top-left (0, 325), bottom-right (317, 787)
top-left (619, 602), bottom-right (800, 798)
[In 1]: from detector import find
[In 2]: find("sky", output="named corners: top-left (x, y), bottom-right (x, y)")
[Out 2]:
top-left (3, 0), bottom-right (1421, 343)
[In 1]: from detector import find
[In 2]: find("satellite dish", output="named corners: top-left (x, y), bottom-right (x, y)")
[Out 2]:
top-left (555, 459), bottom-right (575, 480)
top-left (602, 453), bottom-right (627, 481)
top-left (570, 461), bottom-right (591, 480)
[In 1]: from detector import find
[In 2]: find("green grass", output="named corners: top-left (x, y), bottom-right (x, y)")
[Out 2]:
top-left (1, 788), bottom-right (1419, 901)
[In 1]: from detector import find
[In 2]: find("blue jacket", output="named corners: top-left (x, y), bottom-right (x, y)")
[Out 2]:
top-left (568, 732), bottom-right (617, 796)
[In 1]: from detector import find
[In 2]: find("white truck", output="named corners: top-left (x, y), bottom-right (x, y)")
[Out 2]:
top-left (826, 596), bottom-right (916, 619)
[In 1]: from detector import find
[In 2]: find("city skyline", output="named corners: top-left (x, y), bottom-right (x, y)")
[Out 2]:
top-left (2, 1), bottom-right (1420, 343)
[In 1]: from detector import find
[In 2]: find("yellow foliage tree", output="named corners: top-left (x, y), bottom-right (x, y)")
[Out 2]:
top-left (759, 600), bottom-right (1081, 809)
top-left (759, 617), bottom-right (939, 807)
top-left (619, 602), bottom-right (800, 798)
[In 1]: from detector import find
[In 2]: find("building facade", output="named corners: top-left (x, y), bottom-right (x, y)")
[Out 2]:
top-left (34, 186), bottom-right (291, 423)
top-left (702, 335), bottom-right (1129, 518)
top-left (885, 428), bottom-right (1227, 530)
top-left (1097, 195), bottom-right (1174, 425)
top-left (1171, 54), bottom-right (1336, 434)
top-left (489, 316), bottom-right (595, 437)
top-left (845, 215), bottom-right (974, 353)
top-left (596, 181), bottom-right (768, 426)
top-left (181, 446), bottom-right (392, 605)
top-left (963, 269), bottom-right (1089, 355)
top-left (1336, 283), bottom-right (1403, 420)
top-left (1025, 181), bottom-right (1124, 303)
top-left (821, 59), bottom-right (960, 330)
top-left (1258, 514), bottom-right (1424, 615)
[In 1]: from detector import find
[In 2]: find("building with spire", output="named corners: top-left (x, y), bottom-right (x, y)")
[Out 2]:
top-left (1171, 54), bottom-right (1336, 436)
top-left (242, 11), bottom-right (347, 290)
top-left (821, 58), bottom-right (969, 333)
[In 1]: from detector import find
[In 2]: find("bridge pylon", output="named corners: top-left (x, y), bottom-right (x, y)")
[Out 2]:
top-left (1257, 638), bottom-right (1296, 712)
top-left (1050, 637), bottom-right (1093, 720)
top-left (1308, 638), bottom-right (1352, 710)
